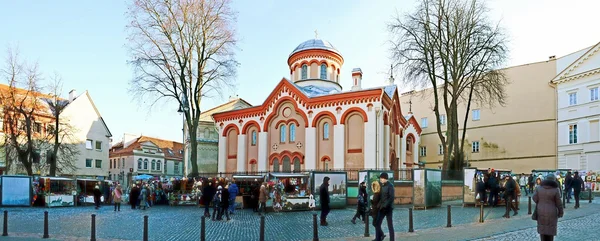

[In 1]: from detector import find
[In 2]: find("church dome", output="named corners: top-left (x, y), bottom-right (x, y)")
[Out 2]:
top-left (290, 39), bottom-right (341, 56)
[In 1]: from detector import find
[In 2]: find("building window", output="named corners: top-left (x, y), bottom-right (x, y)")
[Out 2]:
top-left (174, 162), bottom-right (180, 174)
top-left (289, 124), bottom-right (296, 142)
top-left (95, 159), bottom-right (102, 168)
top-left (323, 123), bottom-right (330, 140)
top-left (157, 160), bottom-right (161, 171)
top-left (419, 146), bottom-right (426, 157)
top-left (251, 131), bottom-right (257, 146)
top-left (86, 140), bottom-right (93, 149)
top-left (144, 159), bottom-right (148, 169)
top-left (280, 125), bottom-right (286, 142)
top-left (590, 120), bottom-right (599, 142)
top-left (591, 88), bottom-right (599, 101)
top-left (151, 160), bottom-right (156, 170)
top-left (122, 158), bottom-right (125, 168)
top-left (472, 109), bottom-right (480, 121)
top-left (34, 122), bottom-right (41, 133)
top-left (569, 124), bottom-right (578, 144)
top-left (569, 92), bottom-right (577, 105)
top-left (301, 64), bottom-right (308, 80)
top-left (336, 74), bottom-right (339, 82)
top-left (421, 118), bottom-right (428, 128)
top-left (439, 115), bottom-right (446, 125)
top-left (320, 64), bottom-right (327, 79)
top-left (472, 141), bottom-right (480, 153)
top-left (95, 141), bottom-right (102, 150)
top-left (438, 144), bottom-right (444, 155)
top-left (138, 159), bottom-right (142, 169)
top-left (273, 158), bottom-right (280, 172)
top-left (86, 159), bottom-right (93, 168)
top-left (109, 159), bottom-right (112, 169)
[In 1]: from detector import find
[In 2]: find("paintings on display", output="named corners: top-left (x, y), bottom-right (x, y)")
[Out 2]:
top-left (413, 169), bottom-right (425, 206)
top-left (312, 172), bottom-right (347, 209)
top-left (1, 176), bottom-right (32, 206)
top-left (463, 168), bottom-right (477, 204)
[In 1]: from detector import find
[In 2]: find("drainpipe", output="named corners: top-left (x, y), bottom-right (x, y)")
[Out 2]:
top-left (549, 80), bottom-right (558, 169)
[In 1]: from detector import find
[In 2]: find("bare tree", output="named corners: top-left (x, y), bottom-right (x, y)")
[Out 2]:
top-left (389, 0), bottom-right (508, 172)
top-left (126, 0), bottom-right (238, 177)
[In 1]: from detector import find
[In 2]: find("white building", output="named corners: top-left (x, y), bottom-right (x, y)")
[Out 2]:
top-left (552, 41), bottom-right (600, 171)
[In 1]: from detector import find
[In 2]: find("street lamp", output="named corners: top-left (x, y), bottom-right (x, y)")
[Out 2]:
top-left (178, 95), bottom-right (189, 177)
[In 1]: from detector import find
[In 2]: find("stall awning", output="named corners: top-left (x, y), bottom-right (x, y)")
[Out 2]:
top-left (232, 175), bottom-right (265, 179)
top-left (41, 177), bottom-right (74, 181)
top-left (269, 173), bottom-right (309, 178)
top-left (77, 178), bottom-right (99, 182)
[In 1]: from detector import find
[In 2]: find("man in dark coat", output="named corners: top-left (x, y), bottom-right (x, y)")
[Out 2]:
top-left (376, 172), bottom-right (395, 241)
top-left (129, 184), bottom-right (140, 209)
top-left (202, 181), bottom-right (216, 217)
top-left (564, 171), bottom-right (573, 203)
top-left (487, 172), bottom-right (499, 207)
top-left (319, 176), bottom-right (330, 226)
top-left (502, 175), bottom-right (518, 218)
top-left (572, 172), bottom-right (585, 209)
top-left (219, 185), bottom-right (231, 221)
top-left (93, 185), bottom-right (102, 209)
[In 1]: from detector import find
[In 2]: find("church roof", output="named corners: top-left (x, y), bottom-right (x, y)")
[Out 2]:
top-left (290, 39), bottom-right (341, 56)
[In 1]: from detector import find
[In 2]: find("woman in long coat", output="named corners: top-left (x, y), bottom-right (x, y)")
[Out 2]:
top-left (140, 185), bottom-right (148, 210)
top-left (533, 174), bottom-right (564, 241)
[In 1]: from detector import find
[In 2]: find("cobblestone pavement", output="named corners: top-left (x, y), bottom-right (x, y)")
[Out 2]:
top-left (0, 196), bottom-right (596, 241)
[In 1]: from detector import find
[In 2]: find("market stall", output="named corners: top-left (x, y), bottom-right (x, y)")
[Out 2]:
top-left (168, 177), bottom-right (197, 206)
top-left (41, 177), bottom-right (77, 207)
top-left (76, 178), bottom-right (101, 205)
top-left (412, 169), bottom-right (442, 209)
top-left (358, 170), bottom-right (394, 208)
top-left (1, 175), bottom-right (33, 207)
top-left (232, 175), bottom-right (265, 209)
top-left (311, 171), bottom-right (347, 209)
top-left (267, 173), bottom-right (310, 211)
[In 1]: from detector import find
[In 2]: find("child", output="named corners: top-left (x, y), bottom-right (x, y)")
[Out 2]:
top-left (212, 186), bottom-right (222, 221)
top-left (273, 191), bottom-right (282, 212)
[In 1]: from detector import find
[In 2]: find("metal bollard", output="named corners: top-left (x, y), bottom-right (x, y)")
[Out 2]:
top-left (2, 210), bottom-right (7, 236)
top-left (200, 216), bottom-right (206, 241)
top-left (43, 211), bottom-right (49, 239)
top-left (479, 204), bottom-right (484, 223)
top-left (590, 189), bottom-right (593, 203)
top-left (312, 213), bottom-right (319, 241)
top-left (143, 215), bottom-right (148, 241)
top-left (408, 208), bottom-right (414, 232)
top-left (364, 214), bottom-right (369, 237)
top-left (446, 205), bottom-right (452, 228)
top-left (90, 214), bottom-right (96, 241)
top-left (260, 215), bottom-right (265, 241)
top-left (528, 196), bottom-right (532, 215)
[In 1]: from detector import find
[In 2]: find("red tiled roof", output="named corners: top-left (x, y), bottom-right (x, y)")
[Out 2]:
top-left (110, 136), bottom-right (183, 161)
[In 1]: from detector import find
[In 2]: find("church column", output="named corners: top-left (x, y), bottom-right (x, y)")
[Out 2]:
top-left (237, 134), bottom-right (247, 172)
top-left (396, 134), bottom-right (403, 168)
top-left (218, 136), bottom-right (227, 173)
top-left (384, 125), bottom-right (390, 169)
top-left (400, 133), bottom-right (407, 169)
top-left (364, 108), bottom-right (377, 169)
top-left (305, 127), bottom-right (317, 170)
top-left (413, 136), bottom-right (419, 167)
top-left (258, 132), bottom-right (268, 171)
top-left (333, 124), bottom-right (345, 169)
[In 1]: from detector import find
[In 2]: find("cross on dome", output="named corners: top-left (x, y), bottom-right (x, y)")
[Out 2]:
top-left (314, 29), bottom-right (318, 39)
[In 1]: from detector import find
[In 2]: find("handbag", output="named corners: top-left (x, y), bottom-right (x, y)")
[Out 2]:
top-left (531, 204), bottom-right (538, 220)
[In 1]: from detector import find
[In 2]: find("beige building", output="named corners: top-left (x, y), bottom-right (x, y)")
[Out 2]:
top-left (400, 59), bottom-right (558, 173)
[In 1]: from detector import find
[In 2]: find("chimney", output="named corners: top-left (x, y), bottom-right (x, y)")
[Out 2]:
top-left (351, 68), bottom-right (362, 91)
top-left (229, 94), bottom-right (239, 101)
top-left (549, 55), bottom-right (556, 60)
top-left (68, 89), bottom-right (77, 103)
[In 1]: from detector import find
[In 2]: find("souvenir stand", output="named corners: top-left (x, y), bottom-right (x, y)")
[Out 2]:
top-left (311, 171), bottom-right (348, 209)
top-left (463, 168), bottom-right (479, 206)
top-left (469, 168), bottom-right (511, 206)
top-left (412, 168), bottom-right (442, 210)
top-left (267, 173), bottom-right (310, 211)
top-left (0, 175), bottom-right (33, 207)
top-left (76, 178), bottom-right (100, 205)
top-left (41, 177), bottom-right (77, 207)
top-left (232, 175), bottom-right (265, 209)
top-left (357, 170), bottom-right (394, 208)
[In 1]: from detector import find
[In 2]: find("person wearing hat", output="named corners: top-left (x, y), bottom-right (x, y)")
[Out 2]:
top-left (375, 172), bottom-right (395, 241)
top-left (533, 173), bottom-right (563, 240)
top-left (319, 176), bottom-right (331, 226)
top-left (572, 171), bottom-right (585, 209)
top-left (93, 185), bottom-right (102, 209)
top-left (351, 181), bottom-right (367, 224)
top-left (502, 175), bottom-right (518, 218)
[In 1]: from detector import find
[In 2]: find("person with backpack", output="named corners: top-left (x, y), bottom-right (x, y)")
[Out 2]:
top-left (351, 182), bottom-right (367, 224)
top-left (212, 186), bottom-right (222, 221)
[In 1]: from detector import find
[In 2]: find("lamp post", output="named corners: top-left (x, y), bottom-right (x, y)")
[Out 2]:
top-left (178, 96), bottom-right (189, 177)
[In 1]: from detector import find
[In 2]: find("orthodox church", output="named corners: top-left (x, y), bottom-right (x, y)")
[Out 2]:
top-left (212, 38), bottom-right (422, 173)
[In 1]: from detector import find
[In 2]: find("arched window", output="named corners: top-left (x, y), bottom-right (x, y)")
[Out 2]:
top-left (301, 64), bottom-right (308, 79)
top-left (251, 130), bottom-right (257, 146)
top-left (273, 158), bottom-right (280, 172)
top-left (280, 125), bottom-right (286, 142)
top-left (323, 123), bottom-right (330, 140)
top-left (157, 160), bottom-right (162, 171)
top-left (320, 64), bottom-right (327, 79)
top-left (322, 157), bottom-right (330, 170)
top-left (137, 158), bottom-right (142, 169)
top-left (336, 74), bottom-right (339, 82)
top-left (144, 159), bottom-right (148, 170)
top-left (282, 157), bottom-right (291, 172)
top-left (151, 160), bottom-right (156, 170)
top-left (289, 124), bottom-right (296, 142)
top-left (293, 157), bottom-right (301, 172)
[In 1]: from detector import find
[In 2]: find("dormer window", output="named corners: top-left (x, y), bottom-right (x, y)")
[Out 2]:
top-left (167, 148), bottom-right (174, 155)
top-left (320, 64), bottom-right (327, 79)
top-left (301, 64), bottom-right (308, 80)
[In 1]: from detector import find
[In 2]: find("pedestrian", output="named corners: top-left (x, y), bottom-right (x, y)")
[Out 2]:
top-left (202, 181), bottom-right (215, 217)
top-left (112, 184), bottom-right (122, 211)
top-left (258, 182), bottom-right (269, 215)
top-left (476, 177), bottom-right (487, 204)
top-left (502, 175), bottom-right (518, 218)
top-left (319, 176), bottom-right (331, 226)
top-left (212, 186), bottom-right (222, 221)
top-left (220, 184), bottom-right (231, 221)
top-left (228, 179), bottom-right (239, 215)
top-left (519, 173), bottom-right (529, 196)
top-left (564, 171), bottom-right (573, 203)
top-left (488, 172), bottom-right (499, 207)
top-left (93, 185), bottom-right (102, 209)
top-left (252, 181), bottom-right (260, 212)
top-left (572, 171), bottom-right (585, 209)
top-left (370, 181), bottom-right (384, 241)
top-left (533, 174), bottom-right (563, 241)
top-left (140, 185), bottom-right (148, 210)
top-left (528, 174), bottom-right (535, 194)
top-left (130, 184), bottom-right (140, 209)
top-left (351, 181), bottom-right (367, 224)
top-left (375, 173), bottom-right (395, 241)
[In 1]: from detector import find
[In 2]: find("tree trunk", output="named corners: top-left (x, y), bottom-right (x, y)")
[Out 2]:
top-left (188, 125), bottom-right (199, 177)
top-left (49, 114), bottom-right (60, 176)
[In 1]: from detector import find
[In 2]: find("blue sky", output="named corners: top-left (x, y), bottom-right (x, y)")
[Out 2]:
top-left (1, 0), bottom-right (599, 143)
